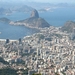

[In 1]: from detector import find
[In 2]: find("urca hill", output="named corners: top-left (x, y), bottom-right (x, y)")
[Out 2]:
top-left (10, 9), bottom-right (50, 28)
top-left (61, 21), bottom-right (75, 33)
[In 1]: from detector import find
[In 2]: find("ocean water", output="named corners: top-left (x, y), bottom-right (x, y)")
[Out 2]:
top-left (39, 7), bottom-right (75, 26)
top-left (0, 7), bottom-right (75, 39)
top-left (0, 22), bottom-right (39, 39)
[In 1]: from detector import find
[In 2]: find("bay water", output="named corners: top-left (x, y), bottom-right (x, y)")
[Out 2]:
top-left (0, 7), bottom-right (75, 39)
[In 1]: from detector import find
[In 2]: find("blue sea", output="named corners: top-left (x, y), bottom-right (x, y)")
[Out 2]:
top-left (39, 7), bottom-right (75, 26)
top-left (0, 7), bottom-right (75, 39)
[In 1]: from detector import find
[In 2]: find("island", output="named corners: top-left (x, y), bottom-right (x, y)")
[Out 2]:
top-left (0, 17), bottom-right (11, 23)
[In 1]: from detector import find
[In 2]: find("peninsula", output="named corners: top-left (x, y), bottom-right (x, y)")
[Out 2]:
top-left (9, 9), bottom-right (50, 29)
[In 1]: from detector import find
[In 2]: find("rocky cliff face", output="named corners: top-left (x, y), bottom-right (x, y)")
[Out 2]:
top-left (30, 9), bottom-right (39, 18)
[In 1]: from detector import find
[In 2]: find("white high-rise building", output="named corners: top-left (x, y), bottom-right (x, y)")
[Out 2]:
top-left (72, 50), bottom-right (75, 65)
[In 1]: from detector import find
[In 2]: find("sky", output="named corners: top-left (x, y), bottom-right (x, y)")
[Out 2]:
top-left (0, 0), bottom-right (75, 3)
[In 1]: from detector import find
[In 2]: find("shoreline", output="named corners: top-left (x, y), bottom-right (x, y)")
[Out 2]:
top-left (9, 21), bottom-right (51, 30)
top-left (9, 21), bottom-right (41, 30)
top-left (0, 39), bottom-right (18, 42)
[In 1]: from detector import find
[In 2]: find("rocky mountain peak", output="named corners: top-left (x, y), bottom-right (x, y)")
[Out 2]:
top-left (30, 9), bottom-right (39, 18)
top-left (61, 21), bottom-right (75, 33)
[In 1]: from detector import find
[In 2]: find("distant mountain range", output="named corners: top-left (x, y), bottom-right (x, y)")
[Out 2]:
top-left (0, 5), bottom-right (34, 15)
top-left (0, 2), bottom-right (75, 15)
top-left (0, 8), bottom-right (11, 15)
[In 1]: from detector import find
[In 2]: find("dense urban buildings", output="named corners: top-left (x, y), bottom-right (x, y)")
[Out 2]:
top-left (0, 26), bottom-right (75, 75)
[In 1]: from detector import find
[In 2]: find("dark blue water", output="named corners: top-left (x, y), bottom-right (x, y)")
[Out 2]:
top-left (0, 7), bottom-right (75, 39)
top-left (0, 12), bottom-right (39, 39)
top-left (0, 22), bottom-right (39, 39)
top-left (0, 12), bottom-right (30, 21)
top-left (39, 7), bottom-right (75, 26)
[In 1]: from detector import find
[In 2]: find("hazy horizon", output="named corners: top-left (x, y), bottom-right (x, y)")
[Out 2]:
top-left (0, 0), bottom-right (75, 4)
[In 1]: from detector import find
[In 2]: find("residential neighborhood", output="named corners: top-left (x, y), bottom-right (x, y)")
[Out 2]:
top-left (0, 26), bottom-right (75, 75)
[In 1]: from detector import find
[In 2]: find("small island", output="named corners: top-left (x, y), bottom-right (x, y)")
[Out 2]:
top-left (0, 17), bottom-right (11, 23)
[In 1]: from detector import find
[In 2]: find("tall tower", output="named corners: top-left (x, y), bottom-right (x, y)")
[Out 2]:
top-left (73, 28), bottom-right (75, 33)
top-left (3, 47), bottom-right (6, 54)
top-left (18, 49), bottom-right (20, 56)
top-left (37, 47), bottom-right (39, 56)
top-left (72, 50), bottom-right (75, 65)
top-left (72, 28), bottom-right (75, 40)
